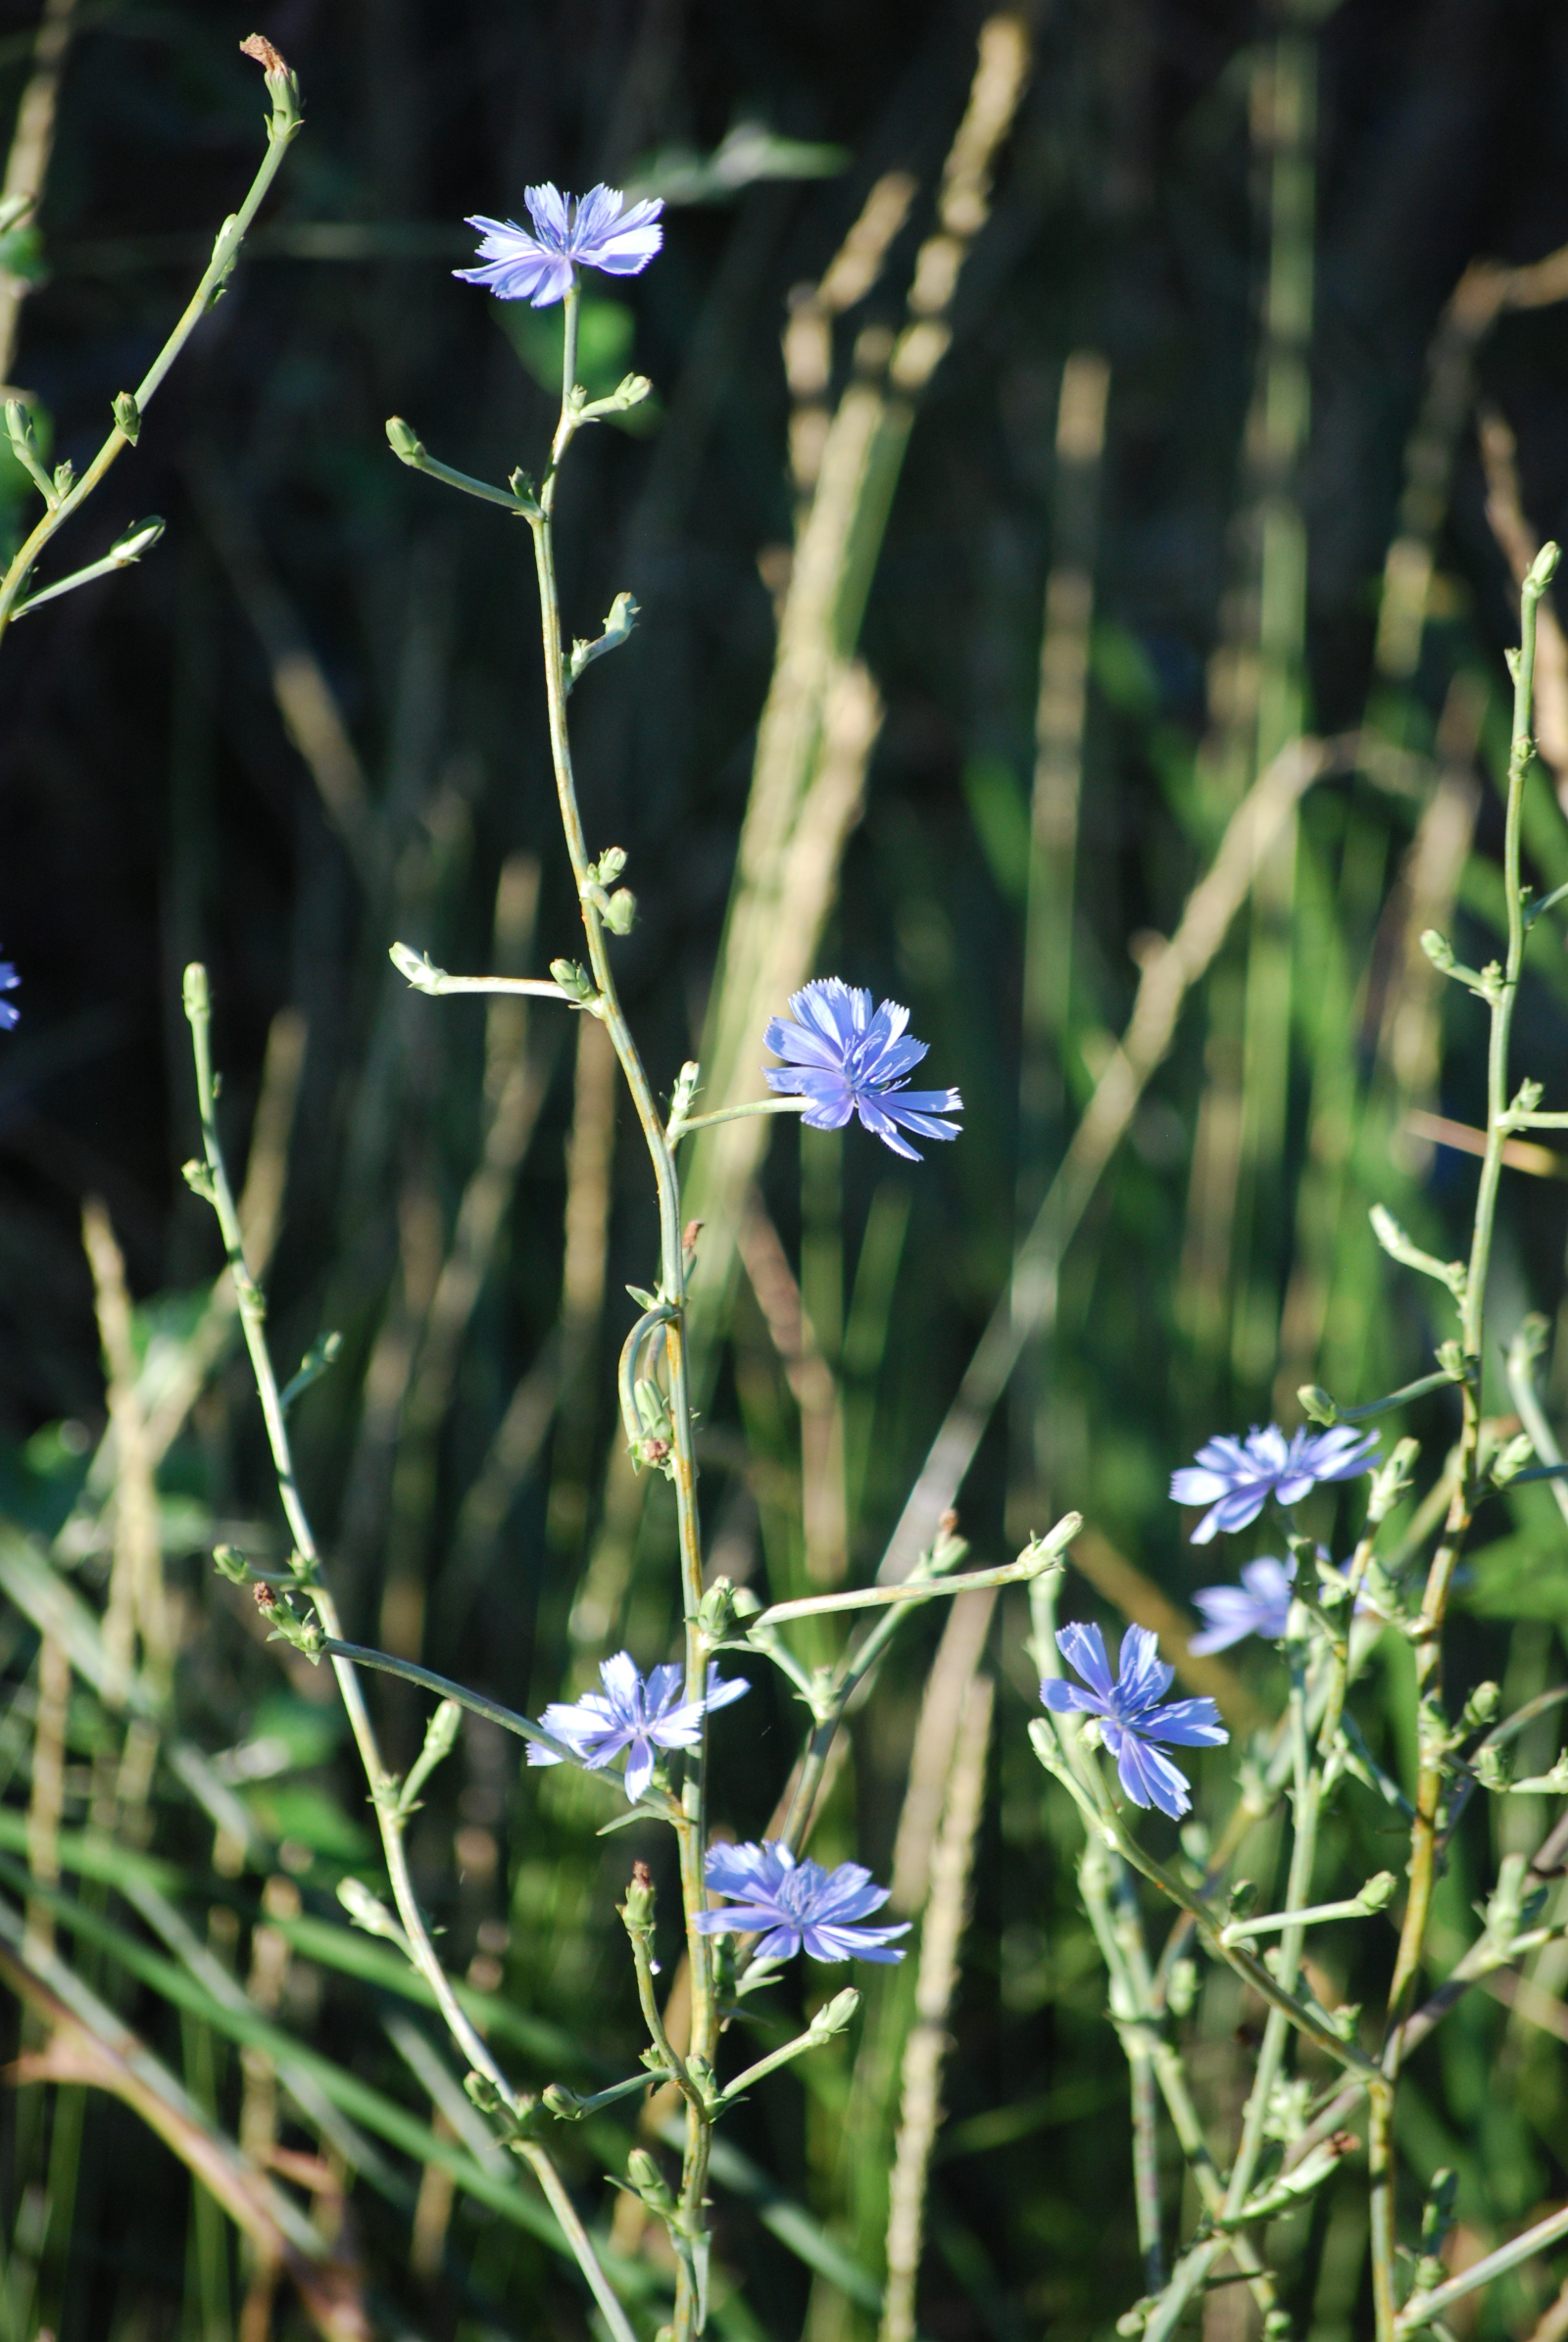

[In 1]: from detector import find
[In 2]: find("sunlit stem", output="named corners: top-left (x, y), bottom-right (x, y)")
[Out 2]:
top-left (668, 1095), bottom-right (808, 1142)
top-left (1373, 542), bottom-right (1558, 2342)
top-left (528, 272), bottom-right (714, 2342)
top-left (752, 1524), bottom-right (1075, 1628)
top-left (180, 969), bottom-right (634, 2342)
top-left (0, 78), bottom-right (301, 639)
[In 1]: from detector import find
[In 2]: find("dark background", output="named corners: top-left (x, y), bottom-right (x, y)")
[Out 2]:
top-left (2, 2), bottom-right (1568, 2337)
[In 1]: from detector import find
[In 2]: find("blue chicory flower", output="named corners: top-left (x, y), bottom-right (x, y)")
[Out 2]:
top-left (1169, 1424), bottom-right (1378, 1545)
top-left (1042, 1622), bottom-right (1228, 1821)
top-left (694, 1840), bottom-right (909, 1964)
top-left (526, 1650), bottom-right (748, 1801)
top-left (0, 954), bottom-right (16, 1031)
top-left (1189, 1555), bottom-right (1297, 1654)
top-left (762, 978), bottom-right (962, 1163)
top-left (455, 184), bottom-right (664, 308)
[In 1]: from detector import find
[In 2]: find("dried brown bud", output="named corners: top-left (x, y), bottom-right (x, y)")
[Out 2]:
top-left (253, 1581), bottom-right (278, 1612)
top-left (1328, 2132), bottom-right (1358, 2159)
top-left (681, 1218), bottom-right (704, 1255)
top-left (632, 1860), bottom-right (653, 1888)
top-left (940, 1508), bottom-right (959, 1535)
top-left (643, 1437), bottom-right (671, 1466)
top-left (239, 33), bottom-right (288, 74)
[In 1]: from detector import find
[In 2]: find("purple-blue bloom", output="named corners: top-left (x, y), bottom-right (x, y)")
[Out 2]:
top-left (526, 1650), bottom-right (747, 1801)
top-left (455, 184), bottom-right (663, 308)
top-left (1169, 1424), bottom-right (1378, 1545)
top-left (694, 1840), bottom-right (909, 1964)
top-left (1042, 1623), bottom-right (1228, 1821)
top-left (1189, 1555), bottom-right (1297, 1654)
top-left (0, 954), bottom-right (16, 1031)
top-left (762, 978), bottom-right (962, 1163)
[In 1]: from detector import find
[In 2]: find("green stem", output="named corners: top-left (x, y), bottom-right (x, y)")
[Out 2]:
top-left (1037, 1727), bottom-right (1377, 2080)
top-left (182, 972), bottom-right (635, 2342)
top-left (1220, 1634), bottom-right (1315, 2224)
top-left (669, 1096), bottom-right (808, 1141)
top-left (0, 76), bottom-right (301, 641)
top-left (528, 275), bottom-right (714, 2339)
top-left (752, 1520), bottom-right (1074, 1627)
top-left (1373, 542), bottom-right (1558, 2342)
top-left (629, 1927), bottom-right (703, 2118)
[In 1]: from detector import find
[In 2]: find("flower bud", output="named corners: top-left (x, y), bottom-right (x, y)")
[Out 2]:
top-left (626, 2148), bottom-right (676, 2214)
top-left (550, 958), bottom-right (597, 1003)
top-left (385, 415), bottom-right (425, 466)
top-left (622, 1858), bottom-right (657, 1930)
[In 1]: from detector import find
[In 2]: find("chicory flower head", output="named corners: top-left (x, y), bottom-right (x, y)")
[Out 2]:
top-left (456, 184), bottom-right (664, 308)
top-left (694, 1840), bottom-right (909, 1964)
top-left (0, 954), bottom-right (16, 1031)
top-left (1189, 1555), bottom-right (1297, 1654)
top-left (1170, 1423), bottom-right (1378, 1545)
top-left (762, 978), bottom-right (962, 1162)
top-left (526, 1650), bottom-right (747, 1801)
top-left (1042, 1622), bottom-right (1228, 1821)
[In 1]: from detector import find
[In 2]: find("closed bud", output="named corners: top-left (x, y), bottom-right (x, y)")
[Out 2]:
top-left (385, 415), bottom-right (425, 465)
top-left (465, 2069), bottom-right (504, 2117)
top-left (337, 1876), bottom-right (399, 1937)
top-left (1420, 928), bottom-right (1454, 973)
top-left (1463, 1681), bottom-right (1501, 1730)
top-left (622, 1858), bottom-right (657, 1930)
top-left (390, 940), bottom-right (441, 990)
top-left (212, 1543), bottom-right (249, 1584)
top-left (1298, 1384), bottom-right (1337, 1426)
top-left (809, 1986), bottom-right (860, 2038)
top-left (550, 957), bottom-right (597, 1002)
top-left (422, 1699), bottom-right (463, 1764)
top-left (1529, 540), bottom-right (1561, 591)
top-left (698, 1576), bottom-right (761, 1642)
top-left (595, 846), bottom-right (627, 885)
top-left (113, 392), bottom-right (140, 444)
top-left (626, 2147), bottom-right (676, 2214)
top-left (603, 887), bottom-right (638, 936)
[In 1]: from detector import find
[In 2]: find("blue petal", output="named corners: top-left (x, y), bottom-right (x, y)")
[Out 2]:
top-left (1112, 1732), bottom-right (1194, 1820)
top-left (851, 1097), bottom-right (923, 1159)
top-left (1056, 1621), bottom-right (1116, 1703)
top-left (523, 183), bottom-right (571, 251)
top-left (622, 1736), bottom-right (655, 1802)
top-left (1041, 1680), bottom-right (1101, 1716)
top-left (1143, 1697), bottom-right (1228, 1749)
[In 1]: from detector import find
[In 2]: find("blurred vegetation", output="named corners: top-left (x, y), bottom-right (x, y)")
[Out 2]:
top-left (0, 0), bottom-right (1567, 2337)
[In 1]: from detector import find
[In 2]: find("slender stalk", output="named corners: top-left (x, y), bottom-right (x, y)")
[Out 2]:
top-left (1220, 1628), bottom-right (1316, 2225)
top-left (753, 1521), bottom-right (1074, 1626)
top-left (669, 1096), bottom-right (808, 1139)
top-left (633, 1967), bottom-right (700, 2118)
top-left (1396, 2198), bottom-right (1568, 2332)
top-left (1372, 542), bottom-right (1559, 2338)
top-left (0, 52), bottom-right (302, 641)
top-left (180, 969), bottom-right (634, 2342)
top-left (1036, 1726), bottom-right (1378, 2080)
top-left (526, 272), bottom-right (714, 2337)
